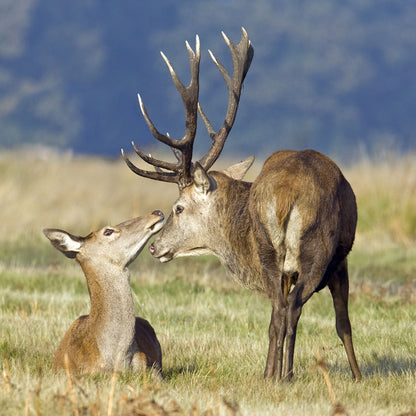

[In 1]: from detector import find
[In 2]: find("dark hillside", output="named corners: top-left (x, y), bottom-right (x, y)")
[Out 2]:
top-left (1, 1), bottom-right (415, 160)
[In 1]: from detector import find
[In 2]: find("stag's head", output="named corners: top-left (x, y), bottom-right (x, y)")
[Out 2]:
top-left (122, 29), bottom-right (254, 262)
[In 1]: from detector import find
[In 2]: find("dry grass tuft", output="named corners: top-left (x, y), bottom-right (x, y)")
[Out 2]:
top-left (25, 374), bottom-right (242, 416)
top-left (314, 350), bottom-right (348, 416)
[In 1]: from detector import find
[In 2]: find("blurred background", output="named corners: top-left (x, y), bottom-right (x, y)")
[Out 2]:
top-left (1, 0), bottom-right (415, 162)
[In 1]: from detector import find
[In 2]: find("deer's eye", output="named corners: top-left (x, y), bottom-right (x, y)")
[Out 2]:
top-left (103, 228), bottom-right (114, 236)
top-left (175, 205), bottom-right (184, 215)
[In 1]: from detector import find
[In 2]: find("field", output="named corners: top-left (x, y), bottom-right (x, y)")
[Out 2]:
top-left (1, 148), bottom-right (416, 415)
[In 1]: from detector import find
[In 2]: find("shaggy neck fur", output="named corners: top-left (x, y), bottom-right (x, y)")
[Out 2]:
top-left (209, 173), bottom-right (266, 291)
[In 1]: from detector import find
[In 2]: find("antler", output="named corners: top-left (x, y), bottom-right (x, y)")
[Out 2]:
top-left (197, 28), bottom-right (253, 171)
top-left (122, 28), bottom-right (253, 190)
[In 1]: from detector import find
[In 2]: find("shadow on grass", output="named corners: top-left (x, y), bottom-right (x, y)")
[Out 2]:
top-left (330, 353), bottom-right (416, 378)
top-left (162, 364), bottom-right (199, 380)
top-left (361, 353), bottom-right (416, 377)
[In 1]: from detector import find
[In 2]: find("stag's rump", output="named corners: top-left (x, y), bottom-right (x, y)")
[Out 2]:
top-left (249, 149), bottom-right (356, 280)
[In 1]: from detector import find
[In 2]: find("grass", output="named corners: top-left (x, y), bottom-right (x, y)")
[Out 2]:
top-left (347, 151), bottom-right (416, 244)
top-left (1, 259), bottom-right (416, 415)
top-left (1, 149), bottom-right (416, 415)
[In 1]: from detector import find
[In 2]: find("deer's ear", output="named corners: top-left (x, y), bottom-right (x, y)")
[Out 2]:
top-left (43, 229), bottom-right (84, 259)
top-left (222, 156), bottom-right (255, 180)
top-left (192, 162), bottom-right (212, 195)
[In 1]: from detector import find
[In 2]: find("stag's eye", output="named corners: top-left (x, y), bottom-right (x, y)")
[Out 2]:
top-left (103, 228), bottom-right (114, 236)
top-left (175, 205), bottom-right (184, 215)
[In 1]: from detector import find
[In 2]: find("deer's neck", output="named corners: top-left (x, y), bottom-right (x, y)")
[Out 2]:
top-left (80, 260), bottom-right (136, 369)
top-left (211, 178), bottom-right (265, 291)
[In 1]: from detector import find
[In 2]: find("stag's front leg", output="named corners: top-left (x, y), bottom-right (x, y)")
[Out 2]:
top-left (328, 259), bottom-right (362, 381)
top-left (263, 269), bottom-right (290, 380)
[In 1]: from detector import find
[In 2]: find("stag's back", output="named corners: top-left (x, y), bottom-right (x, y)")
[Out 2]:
top-left (249, 149), bottom-right (357, 279)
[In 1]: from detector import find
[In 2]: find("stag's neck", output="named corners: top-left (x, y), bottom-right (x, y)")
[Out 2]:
top-left (211, 177), bottom-right (264, 290)
top-left (79, 260), bottom-right (136, 369)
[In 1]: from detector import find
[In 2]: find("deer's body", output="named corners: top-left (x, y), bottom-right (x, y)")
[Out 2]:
top-left (122, 29), bottom-right (361, 381)
top-left (192, 149), bottom-right (355, 292)
top-left (53, 267), bottom-right (160, 373)
top-left (44, 213), bottom-right (164, 375)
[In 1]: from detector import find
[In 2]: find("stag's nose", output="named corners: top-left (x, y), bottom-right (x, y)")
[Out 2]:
top-left (149, 244), bottom-right (155, 255)
top-left (152, 210), bottom-right (164, 220)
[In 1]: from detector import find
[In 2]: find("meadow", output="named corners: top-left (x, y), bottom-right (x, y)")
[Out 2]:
top-left (0, 148), bottom-right (415, 415)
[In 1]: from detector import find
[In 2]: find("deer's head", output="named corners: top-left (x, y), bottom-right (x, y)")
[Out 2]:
top-left (44, 211), bottom-right (165, 268)
top-left (122, 29), bottom-right (254, 262)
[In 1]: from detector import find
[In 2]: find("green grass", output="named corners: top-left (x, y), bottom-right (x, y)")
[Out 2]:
top-left (1, 151), bottom-right (416, 415)
top-left (1, 253), bottom-right (416, 415)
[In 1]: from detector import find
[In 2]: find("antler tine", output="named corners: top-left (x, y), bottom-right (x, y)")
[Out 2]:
top-left (160, 52), bottom-right (185, 95)
top-left (121, 148), bottom-right (178, 184)
top-left (167, 133), bottom-right (183, 162)
top-left (131, 141), bottom-right (180, 172)
top-left (137, 94), bottom-right (180, 149)
top-left (198, 28), bottom-right (254, 171)
top-left (198, 102), bottom-right (215, 140)
top-left (161, 36), bottom-right (200, 94)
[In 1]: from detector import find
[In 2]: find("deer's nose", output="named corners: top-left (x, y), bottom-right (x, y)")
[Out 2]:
top-left (152, 210), bottom-right (164, 220)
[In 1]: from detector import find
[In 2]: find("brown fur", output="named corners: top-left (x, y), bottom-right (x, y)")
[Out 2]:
top-left (151, 150), bottom-right (362, 382)
top-left (44, 214), bottom-right (164, 375)
top-left (53, 315), bottom-right (162, 374)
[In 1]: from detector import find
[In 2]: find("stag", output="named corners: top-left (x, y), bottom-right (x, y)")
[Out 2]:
top-left (122, 29), bottom-right (362, 381)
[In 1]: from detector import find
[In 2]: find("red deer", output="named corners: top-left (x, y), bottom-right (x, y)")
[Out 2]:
top-left (43, 212), bottom-right (164, 375)
top-left (122, 29), bottom-right (362, 381)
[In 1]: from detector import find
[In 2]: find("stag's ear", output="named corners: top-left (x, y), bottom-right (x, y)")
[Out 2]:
top-left (192, 162), bottom-right (212, 195)
top-left (43, 229), bottom-right (84, 259)
top-left (222, 156), bottom-right (255, 180)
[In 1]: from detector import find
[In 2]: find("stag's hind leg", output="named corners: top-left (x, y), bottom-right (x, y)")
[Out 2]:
top-left (263, 270), bottom-right (290, 381)
top-left (282, 278), bottom-right (317, 381)
top-left (264, 304), bottom-right (287, 380)
top-left (327, 259), bottom-right (362, 381)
